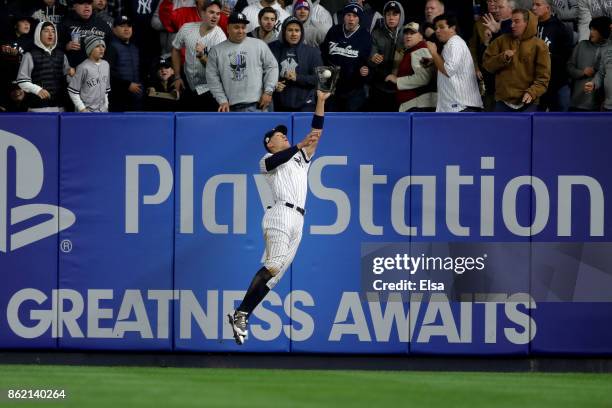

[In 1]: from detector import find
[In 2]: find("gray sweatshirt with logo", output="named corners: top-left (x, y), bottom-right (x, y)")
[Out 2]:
top-left (206, 37), bottom-right (279, 106)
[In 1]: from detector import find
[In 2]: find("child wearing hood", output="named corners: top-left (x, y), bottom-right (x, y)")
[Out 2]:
top-left (68, 35), bottom-right (111, 111)
top-left (16, 21), bottom-right (74, 112)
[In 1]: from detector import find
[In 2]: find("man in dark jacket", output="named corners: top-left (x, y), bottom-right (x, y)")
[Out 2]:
top-left (367, 0), bottom-right (404, 111)
top-left (106, 15), bottom-right (142, 111)
top-left (59, 0), bottom-right (111, 67)
top-left (320, 2), bottom-right (372, 111)
top-left (533, 0), bottom-right (573, 111)
top-left (269, 16), bottom-right (322, 111)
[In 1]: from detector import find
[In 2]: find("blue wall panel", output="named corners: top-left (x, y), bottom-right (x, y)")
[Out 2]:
top-left (173, 113), bottom-right (293, 352)
top-left (410, 114), bottom-right (532, 355)
top-left (531, 114), bottom-right (612, 354)
top-left (0, 114), bottom-right (59, 348)
top-left (58, 114), bottom-right (174, 350)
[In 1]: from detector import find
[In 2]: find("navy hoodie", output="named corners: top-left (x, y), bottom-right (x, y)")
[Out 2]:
top-left (269, 17), bottom-right (323, 110)
top-left (320, 22), bottom-right (372, 95)
top-left (537, 15), bottom-right (573, 90)
top-left (58, 10), bottom-right (111, 66)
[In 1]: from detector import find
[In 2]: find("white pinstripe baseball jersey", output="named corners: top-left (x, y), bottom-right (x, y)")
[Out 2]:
top-left (259, 148), bottom-right (312, 209)
top-left (172, 23), bottom-right (226, 95)
top-left (436, 34), bottom-right (483, 112)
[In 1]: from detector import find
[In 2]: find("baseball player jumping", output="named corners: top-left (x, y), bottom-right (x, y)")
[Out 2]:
top-left (229, 90), bottom-right (331, 345)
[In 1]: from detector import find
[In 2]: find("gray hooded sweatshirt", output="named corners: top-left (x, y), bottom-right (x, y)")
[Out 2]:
top-left (567, 38), bottom-right (609, 109)
top-left (592, 42), bottom-right (612, 109)
top-left (369, 0), bottom-right (405, 93)
top-left (291, 0), bottom-right (331, 47)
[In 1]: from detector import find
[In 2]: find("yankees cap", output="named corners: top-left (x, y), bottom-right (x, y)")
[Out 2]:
top-left (263, 125), bottom-right (288, 152)
top-left (113, 15), bottom-right (133, 27)
top-left (228, 12), bottom-right (250, 25)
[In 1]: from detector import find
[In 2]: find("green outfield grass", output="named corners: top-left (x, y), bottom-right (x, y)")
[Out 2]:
top-left (1, 364), bottom-right (611, 407)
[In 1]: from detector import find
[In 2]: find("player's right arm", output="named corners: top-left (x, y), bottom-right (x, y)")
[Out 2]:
top-left (303, 90), bottom-right (331, 157)
top-left (262, 135), bottom-right (318, 172)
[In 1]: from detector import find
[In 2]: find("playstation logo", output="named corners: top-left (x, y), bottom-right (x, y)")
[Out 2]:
top-left (0, 130), bottom-right (75, 252)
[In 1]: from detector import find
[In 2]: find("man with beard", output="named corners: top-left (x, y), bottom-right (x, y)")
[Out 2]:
top-left (248, 6), bottom-right (279, 42)
top-left (242, 0), bottom-right (289, 33)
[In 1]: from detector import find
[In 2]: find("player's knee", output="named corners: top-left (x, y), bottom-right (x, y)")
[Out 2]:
top-left (264, 262), bottom-right (281, 276)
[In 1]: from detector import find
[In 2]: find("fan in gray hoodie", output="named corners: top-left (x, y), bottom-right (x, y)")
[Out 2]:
top-left (568, 15), bottom-right (610, 110)
top-left (584, 16), bottom-right (612, 110)
top-left (367, 0), bottom-right (404, 111)
top-left (292, 0), bottom-right (330, 47)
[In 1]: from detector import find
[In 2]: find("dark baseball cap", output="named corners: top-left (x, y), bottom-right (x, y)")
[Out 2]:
top-left (384, 1), bottom-right (401, 14)
top-left (263, 125), bottom-right (288, 151)
top-left (158, 56), bottom-right (172, 69)
top-left (113, 15), bottom-right (133, 27)
top-left (72, 0), bottom-right (93, 4)
top-left (228, 12), bottom-right (250, 25)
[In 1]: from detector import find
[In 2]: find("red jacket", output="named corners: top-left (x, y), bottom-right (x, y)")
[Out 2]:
top-left (159, 1), bottom-right (228, 34)
top-left (396, 40), bottom-right (433, 106)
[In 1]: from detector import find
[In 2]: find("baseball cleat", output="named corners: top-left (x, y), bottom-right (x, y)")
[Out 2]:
top-left (228, 311), bottom-right (248, 345)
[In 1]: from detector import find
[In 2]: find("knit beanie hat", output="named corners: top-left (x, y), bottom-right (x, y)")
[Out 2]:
top-left (84, 35), bottom-right (105, 56)
top-left (342, 2), bottom-right (364, 20)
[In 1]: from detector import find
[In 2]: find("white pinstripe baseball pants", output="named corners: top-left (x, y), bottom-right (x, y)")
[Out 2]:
top-left (261, 204), bottom-right (304, 289)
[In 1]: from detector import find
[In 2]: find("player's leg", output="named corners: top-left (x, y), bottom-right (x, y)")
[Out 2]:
top-left (229, 227), bottom-right (290, 344)
top-left (239, 227), bottom-right (290, 313)
top-left (266, 225), bottom-right (303, 289)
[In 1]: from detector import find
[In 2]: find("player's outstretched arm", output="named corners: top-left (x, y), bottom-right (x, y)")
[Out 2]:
top-left (303, 91), bottom-right (331, 157)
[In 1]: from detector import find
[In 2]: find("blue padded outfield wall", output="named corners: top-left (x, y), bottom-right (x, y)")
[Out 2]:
top-left (0, 112), bottom-right (611, 355)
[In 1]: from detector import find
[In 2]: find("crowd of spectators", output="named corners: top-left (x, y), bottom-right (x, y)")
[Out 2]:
top-left (0, 0), bottom-right (610, 113)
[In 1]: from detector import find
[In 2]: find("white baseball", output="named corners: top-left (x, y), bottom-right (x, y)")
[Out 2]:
top-left (322, 69), bottom-right (332, 79)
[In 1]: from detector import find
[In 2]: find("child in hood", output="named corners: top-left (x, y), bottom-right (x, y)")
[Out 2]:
top-left (16, 21), bottom-right (74, 111)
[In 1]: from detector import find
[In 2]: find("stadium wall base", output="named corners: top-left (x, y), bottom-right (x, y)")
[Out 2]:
top-left (1, 352), bottom-right (612, 373)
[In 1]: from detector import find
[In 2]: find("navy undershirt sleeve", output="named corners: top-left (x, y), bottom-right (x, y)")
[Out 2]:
top-left (265, 145), bottom-right (299, 171)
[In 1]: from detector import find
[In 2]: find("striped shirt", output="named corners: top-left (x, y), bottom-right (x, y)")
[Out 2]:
top-left (260, 148), bottom-right (312, 209)
top-left (68, 59), bottom-right (111, 112)
top-left (436, 35), bottom-right (483, 112)
top-left (172, 23), bottom-right (227, 95)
